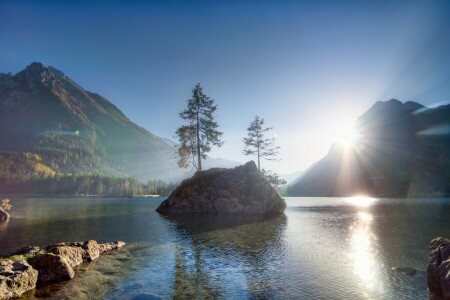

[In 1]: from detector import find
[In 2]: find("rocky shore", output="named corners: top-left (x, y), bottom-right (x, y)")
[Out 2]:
top-left (427, 237), bottom-right (450, 299)
top-left (156, 161), bottom-right (286, 216)
top-left (0, 240), bottom-right (125, 299)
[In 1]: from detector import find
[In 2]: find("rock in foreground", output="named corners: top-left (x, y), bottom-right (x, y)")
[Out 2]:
top-left (0, 240), bottom-right (125, 299)
top-left (156, 161), bottom-right (286, 216)
top-left (427, 237), bottom-right (450, 299)
top-left (0, 260), bottom-right (38, 299)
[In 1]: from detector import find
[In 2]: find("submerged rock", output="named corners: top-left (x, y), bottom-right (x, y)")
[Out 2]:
top-left (427, 237), bottom-right (450, 299)
top-left (392, 267), bottom-right (417, 276)
top-left (156, 161), bottom-right (286, 216)
top-left (0, 208), bottom-right (9, 223)
top-left (0, 259), bottom-right (38, 299)
top-left (10, 246), bottom-right (42, 256)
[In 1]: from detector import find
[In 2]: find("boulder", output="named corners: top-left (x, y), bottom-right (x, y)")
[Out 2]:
top-left (0, 259), bottom-right (38, 299)
top-left (82, 240), bottom-right (101, 261)
top-left (0, 208), bottom-right (9, 223)
top-left (156, 161), bottom-right (286, 216)
top-left (99, 241), bottom-right (127, 253)
top-left (28, 254), bottom-right (74, 285)
top-left (47, 240), bottom-right (126, 267)
top-left (47, 244), bottom-right (85, 268)
top-left (427, 237), bottom-right (450, 299)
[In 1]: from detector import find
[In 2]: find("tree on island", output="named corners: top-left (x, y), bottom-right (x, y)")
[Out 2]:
top-left (261, 169), bottom-right (287, 188)
top-left (176, 83), bottom-right (223, 171)
top-left (1, 198), bottom-right (12, 211)
top-left (243, 115), bottom-right (280, 171)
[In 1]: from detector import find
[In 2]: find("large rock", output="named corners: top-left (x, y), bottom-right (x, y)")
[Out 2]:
top-left (47, 240), bottom-right (126, 267)
top-left (156, 161), bottom-right (286, 216)
top-left (82, 240), bottom-right (101, 261)
top-left (47, 243), bottom-right (85, 268)
top-left (0, 208), bottom-right (9, 223)
top-left (28, 254), bottom-right (75, 285)
top-left (0, 259), bottom-right (38, 299)
top-left (427, 237), bottom-right (450, 299)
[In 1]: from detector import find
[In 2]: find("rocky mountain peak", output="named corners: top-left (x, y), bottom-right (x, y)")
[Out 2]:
top-left (14, 62), bottom-right (67, 90)
top-left (364, 99), bottom-right (425, 117)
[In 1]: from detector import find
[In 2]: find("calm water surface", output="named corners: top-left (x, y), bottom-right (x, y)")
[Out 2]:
top-left (0, 196), bottom-right (449, 299)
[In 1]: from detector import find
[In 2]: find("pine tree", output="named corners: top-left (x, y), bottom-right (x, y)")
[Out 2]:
top-left (243, 115), bottom-right (280, 171)
top-left (261, 169), bottom-right (287, 188)
top-left (176, 84), bottom-right (223, 171)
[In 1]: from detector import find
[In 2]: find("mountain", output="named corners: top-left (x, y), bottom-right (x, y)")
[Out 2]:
top-left (287, 99), bottom-right (450, 197)
top-left (279, 170), bottom-right (304, 185)
top-left (0, 62), bottom-right (235, 182)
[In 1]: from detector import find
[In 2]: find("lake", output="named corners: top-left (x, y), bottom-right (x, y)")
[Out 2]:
top-left (1, 196), bottom-right (449, 299)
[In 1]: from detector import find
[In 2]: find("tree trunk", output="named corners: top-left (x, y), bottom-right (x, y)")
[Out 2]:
top-left (196, 103), bottom-right (202, 171)
top-left (257, 152), bottom-right (260, 171)
top-left (257, 142), bottom-right (260, 171)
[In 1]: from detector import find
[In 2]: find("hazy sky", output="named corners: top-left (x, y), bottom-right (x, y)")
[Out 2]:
top-left (1, 0), bottom-right (450, 174)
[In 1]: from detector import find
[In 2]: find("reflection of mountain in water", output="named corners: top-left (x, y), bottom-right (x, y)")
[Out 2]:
top-left (169, 215), bottom-right (287, 299)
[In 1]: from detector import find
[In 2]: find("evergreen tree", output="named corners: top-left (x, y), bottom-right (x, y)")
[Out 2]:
top-left (176, 84), bottom-right (223, 170)
top-left (261, 169), bottom-right (287, 188)
top-left (243, 115), bottom-right (280, 171)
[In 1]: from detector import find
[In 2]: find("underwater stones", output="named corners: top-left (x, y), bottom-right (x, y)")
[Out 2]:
top-left (392, 267), bottom-right (417, 276)
top-left (156, 161), bottom-right (286, 216)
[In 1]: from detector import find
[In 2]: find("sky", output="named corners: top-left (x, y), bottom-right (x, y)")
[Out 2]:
top-left (1, 0), bottom-right (450, 174)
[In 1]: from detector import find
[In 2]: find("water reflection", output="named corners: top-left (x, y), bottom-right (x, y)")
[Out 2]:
top-left (0, 219), bottom-right (8, 236)
top-left (169, 214), bottom-right (287, 299)
top-left (348, 210), bottom-right (383, 296)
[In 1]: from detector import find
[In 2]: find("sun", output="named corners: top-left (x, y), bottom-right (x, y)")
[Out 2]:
top-left (335, 123), bottom-right (361, 147)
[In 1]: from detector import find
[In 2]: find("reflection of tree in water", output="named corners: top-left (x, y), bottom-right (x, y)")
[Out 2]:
top-left (170, 214), bottom-right (287, 299)
top-left (0, 219), bottom-right (9, 255)
top-left (173, 241), bottom-right (221, 299)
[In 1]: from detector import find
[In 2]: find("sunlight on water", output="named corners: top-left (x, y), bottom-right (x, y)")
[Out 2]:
top-left (348, 211), bottom-right (383, 296)
top-left (345, 196), bottom-right (377, 207)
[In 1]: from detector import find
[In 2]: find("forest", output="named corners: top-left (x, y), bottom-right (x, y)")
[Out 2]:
top-left (0, 174), bottom-right (177, 197)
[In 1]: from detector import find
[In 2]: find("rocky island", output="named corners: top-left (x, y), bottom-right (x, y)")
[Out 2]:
top-left (0, 208), bottom-right (9, 223)
top-left (156, 161), bottom-right (286, 216)
top-left (0, 240), bottom-right (125, 299)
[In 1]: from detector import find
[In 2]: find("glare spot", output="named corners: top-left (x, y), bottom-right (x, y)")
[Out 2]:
top-left (336, 127), bottom-right (361, 147)
top-left (345, 196), bottom-right (377, 207)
